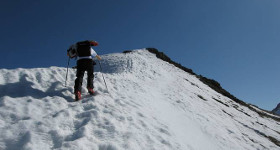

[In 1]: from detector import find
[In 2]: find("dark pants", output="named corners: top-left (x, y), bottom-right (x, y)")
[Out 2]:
top-left (74, 59), bottom-right (94, 92)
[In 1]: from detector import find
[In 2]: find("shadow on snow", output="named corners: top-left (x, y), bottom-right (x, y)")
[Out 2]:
top-left (0, 75), bottom-right (73, 102)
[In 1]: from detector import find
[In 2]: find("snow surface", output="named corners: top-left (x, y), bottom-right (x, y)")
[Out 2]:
top-left (0, 50), bottom-right (279, 150)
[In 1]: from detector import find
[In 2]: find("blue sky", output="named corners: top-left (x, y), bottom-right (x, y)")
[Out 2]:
top-left (0, 0), bottom-right (279, 111)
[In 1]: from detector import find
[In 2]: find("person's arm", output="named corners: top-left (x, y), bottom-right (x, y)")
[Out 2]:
top-left (91, 48), bottom-right (101, 60)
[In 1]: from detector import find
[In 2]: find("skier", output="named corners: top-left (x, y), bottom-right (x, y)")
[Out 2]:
top-left (67, 40), bottom-right (101, 101)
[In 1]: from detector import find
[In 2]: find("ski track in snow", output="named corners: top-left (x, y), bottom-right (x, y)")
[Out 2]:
top-left (0, 50), bottom-right (279, 150)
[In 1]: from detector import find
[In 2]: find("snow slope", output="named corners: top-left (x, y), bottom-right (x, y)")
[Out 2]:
top-left (0, 49), bottom-right (279, 150)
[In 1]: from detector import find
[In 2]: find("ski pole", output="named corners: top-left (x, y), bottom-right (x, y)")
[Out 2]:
top-left (65, 57), bottom-right (70, 87)
top-left (98, 60), bottom-right (109, 92)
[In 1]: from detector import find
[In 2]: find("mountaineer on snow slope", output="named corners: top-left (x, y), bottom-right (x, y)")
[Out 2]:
top-left (67, 40), bottom-right (102, 101)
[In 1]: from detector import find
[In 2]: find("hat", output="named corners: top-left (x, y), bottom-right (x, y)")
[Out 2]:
top-left (90, 41), bottom-right (98, 46)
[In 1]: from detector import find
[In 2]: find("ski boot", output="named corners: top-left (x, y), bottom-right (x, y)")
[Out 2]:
top-left (75, 91), bottom-right (81, 101)
top-left (87, 88), bottom-right (95, 95)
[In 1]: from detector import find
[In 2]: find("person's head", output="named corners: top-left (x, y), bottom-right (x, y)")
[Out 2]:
top-left (90, 41), bottom-right (98, 46)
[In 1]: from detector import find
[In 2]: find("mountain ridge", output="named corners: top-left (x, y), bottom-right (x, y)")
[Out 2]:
top-left (139, 48), bottom-right (280, 122)
top-left (272, 103), bottom-right (280, 115)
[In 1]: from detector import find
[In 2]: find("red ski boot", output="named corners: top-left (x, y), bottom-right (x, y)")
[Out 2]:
top-left (88, 88), bottom-right (95, 95)
top-left (75, 91), bottom-right (81, 101)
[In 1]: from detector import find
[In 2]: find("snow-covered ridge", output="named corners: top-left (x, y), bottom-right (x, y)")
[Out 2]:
top-left (0, 49), bottom-right (279, 150)
top-left (146, 48), bottom-right (280, 122)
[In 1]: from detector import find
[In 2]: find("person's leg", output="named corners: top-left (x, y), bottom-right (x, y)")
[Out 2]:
top-left (74, 60), bottom-right (86, 93)
top-left (86, 60), bottom-right (94, 94)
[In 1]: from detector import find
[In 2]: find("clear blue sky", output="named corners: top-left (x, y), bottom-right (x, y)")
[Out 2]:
top-left (0, 0), bottom-right (279, 111)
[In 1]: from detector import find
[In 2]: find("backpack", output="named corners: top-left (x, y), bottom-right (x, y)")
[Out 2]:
top-left (67, 41), bottom-right (92, 59)
top-left (76, 40), bottom-right (91, 57)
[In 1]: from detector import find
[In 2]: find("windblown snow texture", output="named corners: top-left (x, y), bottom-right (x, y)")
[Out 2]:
top-left (0, 50), bottom-right (279, 150)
